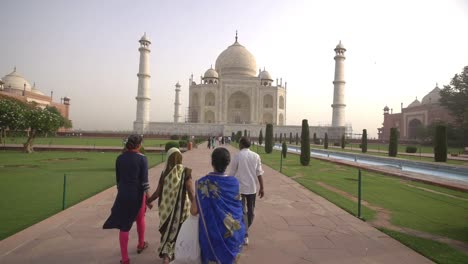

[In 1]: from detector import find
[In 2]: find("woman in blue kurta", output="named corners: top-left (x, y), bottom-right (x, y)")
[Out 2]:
top-left (190, 147), bottom-right (245, 264)
top-left (103, 135), bottom-right (150, 264)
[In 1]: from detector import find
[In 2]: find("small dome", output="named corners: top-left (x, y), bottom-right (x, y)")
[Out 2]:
top-left (215, 41), bottom-right (257, 77)
top-left (31, 82), bottom-right (45, 95)
top-left (2, 68), bottom-right (32, 92)
top-left (407, 98), bottom-right (421, 108)
top-left (383, 105), bottom-right (389, 111)
top-left (259, 70), bottom-right (272, 81)
top-left (139, 33), bottom-right (151, 44)
top-left (204, 67), bottom-right (219, 79)
top-left (421, 86), bottom-right (441, 104)
top-left (335, 40), bottom-right (346, 50)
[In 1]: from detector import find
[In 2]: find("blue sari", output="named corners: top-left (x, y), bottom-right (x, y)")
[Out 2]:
top-left (197, 173), bottom-right (245, 264)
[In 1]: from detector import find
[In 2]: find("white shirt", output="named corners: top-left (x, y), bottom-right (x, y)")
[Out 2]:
top-left (229, 148), bottom-right (264, 194)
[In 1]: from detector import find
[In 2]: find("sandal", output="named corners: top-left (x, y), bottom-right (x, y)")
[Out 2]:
top-left (137, 241), bottom-right (149, 254)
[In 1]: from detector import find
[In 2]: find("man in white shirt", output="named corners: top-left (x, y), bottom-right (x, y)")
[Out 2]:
top-left (230, 136), bottom-right (264, 245)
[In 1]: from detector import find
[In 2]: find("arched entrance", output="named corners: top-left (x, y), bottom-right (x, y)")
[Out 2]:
top-left (408, 118), bottom-right (423, 139)
top-left (228, 91), bottom-right (251, 124)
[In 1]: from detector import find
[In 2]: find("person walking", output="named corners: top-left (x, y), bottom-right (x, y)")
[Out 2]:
top-left (103, 134), bottom-right (150, 264)
top-left (146, 147), bottom-right (195, 264)
top-left (229, 136), bottom-right (264, 245)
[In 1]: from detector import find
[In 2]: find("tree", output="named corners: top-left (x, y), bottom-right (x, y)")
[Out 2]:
top-left (388, 127), bottom-right (399, 157)
top-left (313, 132), bottom-right (317, 144)
top-left (341, 134), bottom-right (346, 149)
top-left (324, 132), bottom-right (328, 149)
top-left (280, 133), bottom-right (283, 143)
top-left (281, 141), bottom-right (287, 158)
top-left (439, 66), bottom-right (468, 145)
top-left (289, 132), bottom-right (292, 144)
top-left (258, 129), bottom-right (263, 145)
top-left (265, 124), bottom-right (273, 154)
top-left (295, 132), bottom-right (299, 145)
top-left (23, 104), bottom-right (71, 153)
top-left (0, 95), bottom-right (27, 143)
top-left (300, 119), bottom-right (310, 166)
top-left (361, 129), bottom-right (368, 153)
top-left (434, 125), bottom-right (447, 162)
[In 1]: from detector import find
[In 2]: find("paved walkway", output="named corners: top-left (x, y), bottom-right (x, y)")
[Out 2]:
top-left (0, 144), bottom-right (432, 263)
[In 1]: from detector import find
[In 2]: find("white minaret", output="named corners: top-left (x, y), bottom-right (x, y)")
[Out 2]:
top-left (134, 33), bottom-right (151, 133)
top-left (173, 82), bottom-right (181, 123)
top-left (331, 41), bottom-right (346, 127)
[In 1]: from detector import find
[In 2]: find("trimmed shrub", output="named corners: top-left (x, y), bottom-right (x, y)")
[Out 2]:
top-left (405, 146), bottom-right (417, 153)
top-left (282, 141), bottom-right (287, 158)
top-left (300, 119), bottom-right (310, 166)
top-left (324, 133), bottom-right (328, 149)
top-left (434, 125), bottom-right (447, 162)
top-left (361, 129), bottom-right (368, 153)
top-left (265, 124), bottom-right (273, 154)
top-left (388, 127), bottom-right (399, 157)
top-left (170, 135), bottom-right (180, 140)
top-left (179, 140), bottom-right (188, 148)
top-left (259, 129), bottom-right (263, 145)
top-left (165, 141), bottom-right (180, 151)
top-left (341, 134), bottom-right (346, 149)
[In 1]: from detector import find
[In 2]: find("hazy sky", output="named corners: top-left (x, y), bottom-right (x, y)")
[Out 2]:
top-left (1, 0), bottom-right (467, 138)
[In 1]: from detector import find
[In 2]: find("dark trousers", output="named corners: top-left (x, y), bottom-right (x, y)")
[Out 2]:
top-left (241, 194), bottom-right (256, 237)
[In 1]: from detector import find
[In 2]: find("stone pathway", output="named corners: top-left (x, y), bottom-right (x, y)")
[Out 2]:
top-left (0, 143), bottom-right (432, 263)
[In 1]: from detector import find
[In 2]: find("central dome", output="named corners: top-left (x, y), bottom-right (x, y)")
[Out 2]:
top-left (215, 41), bottom-right (257, 77)
top-left (2, 68), bottom-right (32, 92)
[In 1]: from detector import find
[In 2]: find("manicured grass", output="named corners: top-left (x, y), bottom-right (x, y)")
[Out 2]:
top-left (380, 228), bottom-right (468, 264)
top-left (2, 136), bottom-right (170, 147)
top-left (251, 146), bottom-right (468, 244)
top-left (0, 151), bottom-right (163, 240)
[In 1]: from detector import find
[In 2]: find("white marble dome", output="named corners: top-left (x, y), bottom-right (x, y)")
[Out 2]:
top-left (2, 68), bottom-right (32, 92)
top-left (204, 67), bottom-right (219, 78)
top-left (421, 86), bottom-right (441, 104)
top-left (259, 70), bottom-right (272, 80)
top-left (215, 41), bottom-right (257, 77)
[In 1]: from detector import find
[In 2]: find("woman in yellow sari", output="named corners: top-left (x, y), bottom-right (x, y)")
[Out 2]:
top-left (147, 147), bottom-right (195, 264)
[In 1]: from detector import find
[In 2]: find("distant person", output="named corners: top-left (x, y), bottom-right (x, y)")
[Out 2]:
top-left (207, 137), bottom-right (211, 149)
top-left (103, 134), bottom-right (150, 264)
top-left (229, 136), bottom-right (264, 245)
top-left (146, 147), bottom-right (195, 264)
top-left (190, 147), bottom-right (245, 263)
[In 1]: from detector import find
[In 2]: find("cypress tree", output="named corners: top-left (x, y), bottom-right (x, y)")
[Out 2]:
top-left (289, 132), bottom-right (292, 144)
top-left (324, 132), bottom-right (328, 149)
top-left (259, 129), bottom-right (263, 145)
top-left (341, 134), bottom-right (346, 149)
top-left (295, 132), bottom-right (299, 145)
top-left (280, 133), bottom-right (283, 143)
top-left (313, 132), bottom-right (317, 144)
top-left (434, 125), bottom-right (447, 162)
top-left (265, 124), bottom-right (273, 154)
top-left (388, 127), bottom-right (399, 157)
top-left (361, 129), bottom-right (368, 153)
top-left (282, 141), bottom-right (287, 158)
top-left (300, 119), bottom-right (310, 166)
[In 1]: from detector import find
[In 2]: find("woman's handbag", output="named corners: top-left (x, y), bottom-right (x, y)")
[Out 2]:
top-left (172, 214), bottom-right (201, 264)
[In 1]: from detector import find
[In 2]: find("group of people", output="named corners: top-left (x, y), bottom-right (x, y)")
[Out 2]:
top-left (103, 135), bottom-right (264, 264)
top-left (207, 136), bottom-right (232, 149)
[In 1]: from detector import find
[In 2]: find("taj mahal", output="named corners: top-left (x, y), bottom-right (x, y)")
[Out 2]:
top-left (133, 33), bottom-right (346, 139)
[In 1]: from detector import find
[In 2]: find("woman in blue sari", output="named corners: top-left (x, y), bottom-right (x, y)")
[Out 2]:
top-left (191, 147), bottom-right (245, 264)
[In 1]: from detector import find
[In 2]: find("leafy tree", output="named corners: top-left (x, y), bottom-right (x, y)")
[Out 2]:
top-left (265, 124), bottom-right (273, 153)
top-left (258, 129), bottom-right (263, 145)
top-left (439, 66), bottom-right (468, 145)
top-left (341, 134), bottom-right (346, 149)
top-left (282, 141), bottom-right (287, 158)
top-left (434, 125), bottom-right (447, 162)
top-left (324, 132), bottom-right (328, 149)
top-left (300, 119), bottom-right (310, 166)
top-left (388, 127), bottom-right (399, 157)
top-left (23, 104), bottom-right (71, 153)
top-left (361, 129), bottom-right (368, 153)
top-left (0, 95), bottom-right (26, 143)
top-left (295, 132), bottom-right (299, 145)
top-left (289, 132), bottom-right (292, 144)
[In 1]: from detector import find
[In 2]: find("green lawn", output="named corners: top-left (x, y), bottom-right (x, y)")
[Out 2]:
top-left (0, 151), bottom-right (163, 240)
top-left (250, 146), bottom-right (468, 261)
top-left (2, 136), bottom-right (170, 147)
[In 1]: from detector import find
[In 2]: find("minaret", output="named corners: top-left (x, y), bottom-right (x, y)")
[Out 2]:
top-left (173, 82), bottom-right (181, 123)
top-left (331, 41), bottom-right (346, 127)
top-left (134, 33), bottom-right (151, 133)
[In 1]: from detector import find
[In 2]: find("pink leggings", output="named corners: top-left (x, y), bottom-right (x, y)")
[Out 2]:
top-left (119, 195), bottom-right (146, 262)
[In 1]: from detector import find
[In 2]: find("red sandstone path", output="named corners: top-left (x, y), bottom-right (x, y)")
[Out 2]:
top-left (0, 143), bottom-right (432, 263)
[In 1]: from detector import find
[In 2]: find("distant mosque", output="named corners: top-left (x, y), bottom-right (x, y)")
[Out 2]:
top-left (0, 67), bottom-right (71, 121)
top-left (133, 32), bottom-right (346, 139)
